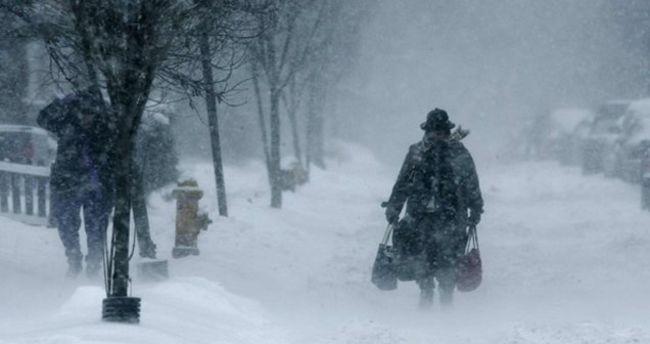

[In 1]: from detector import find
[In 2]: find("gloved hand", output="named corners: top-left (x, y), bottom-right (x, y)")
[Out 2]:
top-left (468, 208), bottom-right (482, 227)
top-left (385, 206), bottom-right (400, 224)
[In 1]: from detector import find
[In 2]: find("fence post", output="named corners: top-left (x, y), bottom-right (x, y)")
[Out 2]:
top-left (37, 176), bottom-right (47, 217)
top-left (0, 161), bottom-right (51, 225)
top-left (0, 171), bottom-right (7, 212)
top-left (11, 173), bottom-right (21, 214)
top-left (25, 175), bottom-right (34, 216)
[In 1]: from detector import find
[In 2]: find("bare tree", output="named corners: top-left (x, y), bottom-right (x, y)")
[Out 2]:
top-left (281, 75), bottom-right (304, 168)
top-left (198, 27), bottom-right (229, 217)
top-left (1, 0), bottom-right (211, 299)
top-left (0, 0), bottom-right (273, 300)
top-left (249, 0), bottom-right (326, 208)
top-left (301, 0), bottom-right (372, 170)
top-left (69, 0), bottom-right (199, 298)
top-left (264, 0), bottom-right (372, 172)
top-left (193, 3), bottom-right (248, 218)
top-left (160, 1), bottom-right (262, 218)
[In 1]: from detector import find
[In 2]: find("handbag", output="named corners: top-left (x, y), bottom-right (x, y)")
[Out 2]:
top-left (371, 224), bottom-right (398, 291)
top-left (456, 225), bottom-right (482, 292)
top-left (392, 219), bottom-right (427, 281)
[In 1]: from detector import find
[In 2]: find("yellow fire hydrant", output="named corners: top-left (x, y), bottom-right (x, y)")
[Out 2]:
top-left (172, 180), bottom-right (211, 258)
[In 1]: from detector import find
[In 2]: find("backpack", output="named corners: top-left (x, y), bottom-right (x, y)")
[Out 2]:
top-left (410, 140), bottom-right (460, 218)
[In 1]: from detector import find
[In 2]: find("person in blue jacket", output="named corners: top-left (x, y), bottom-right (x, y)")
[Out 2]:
top-left (38, 88), bottom-right (116, 277)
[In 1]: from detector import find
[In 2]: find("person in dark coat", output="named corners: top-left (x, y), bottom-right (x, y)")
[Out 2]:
top-left (385, 108), bottom-right (483, 308)
top-left (38, 88), bottom-right (116, 277)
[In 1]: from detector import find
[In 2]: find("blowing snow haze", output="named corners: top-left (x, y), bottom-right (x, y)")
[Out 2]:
top-left (340, 0), bottom-right (647, 163)
top-left (2, 1), bottom-right (650, 343)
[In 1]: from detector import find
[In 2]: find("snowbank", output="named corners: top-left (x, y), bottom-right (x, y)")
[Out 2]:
top-left (2, 143), bottom-right (650, 343)
top-left (1, 279), bottom-right (286, 344)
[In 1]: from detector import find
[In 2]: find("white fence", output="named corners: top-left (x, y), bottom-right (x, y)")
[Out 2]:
top-left (0, 161), bottom-right (51, 226)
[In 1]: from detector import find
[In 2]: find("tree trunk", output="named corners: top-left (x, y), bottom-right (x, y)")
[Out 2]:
top-left (106, 68), bottom-right (155, 297)
top-left (110, 130), bottom-right (135, 297)
top-left (269, 89), bottom-right (282, 208)
top-left (288, 109), bottom-right (302, 167)
top-left (308, 113), bottom-right (325, 169)
top-left (306, 85), bottom-right (326, 169)
top-left (132, 160), bottom-right (156, 259)
top-left (199, 31), bottom-right (228, 217)
top-left (284, 93), bottom-right (303, 167)
top-left (251, 63), bottom-right (272, 185)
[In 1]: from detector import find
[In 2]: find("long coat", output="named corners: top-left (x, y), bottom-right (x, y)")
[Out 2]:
top-left (386, 137), bottom-right (483, 274)
top-left (387, 138), bottom-right (483, 226)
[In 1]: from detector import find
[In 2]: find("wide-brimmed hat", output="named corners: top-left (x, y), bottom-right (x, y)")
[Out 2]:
top-left (420, 108), bottom-right (455, 131)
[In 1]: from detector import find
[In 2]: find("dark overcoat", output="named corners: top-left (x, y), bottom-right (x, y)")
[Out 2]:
top-left (386, 138), bottom-right (483, 275)
top-left (37, 91), bottom-right (116, 197)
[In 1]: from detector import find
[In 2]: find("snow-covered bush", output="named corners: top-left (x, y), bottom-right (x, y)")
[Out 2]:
top-left (135, 112), bottom-right (179, 195)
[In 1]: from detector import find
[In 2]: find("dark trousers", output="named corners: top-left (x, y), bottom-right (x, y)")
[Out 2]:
top-left (53, 187), bottom-right (112, 264)
top-left (414, 215), bottom-right (466, 295)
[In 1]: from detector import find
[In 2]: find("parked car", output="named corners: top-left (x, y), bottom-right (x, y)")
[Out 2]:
top-left (547, 108), bottom-right (593, 166)
top-left (571, 117), bottom-right (594, 166)
top-left (612, 99), bottom-right (650, 184)
top-left (522, 112), bottom-right (553, 160)
top-left (581, 100), bottom-right (630, 175)
top-left (0, 125), bottom-right (56, 166)
top-left (642, 149), bottom-right (650, 210)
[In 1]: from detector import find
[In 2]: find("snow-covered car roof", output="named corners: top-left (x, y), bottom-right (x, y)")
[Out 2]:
top-left (627, 98), bottom-right (650, 116)
top-left (622, 98), bottom-right (650, 145)
top-left (587, 100), bottom-right (630, 141)
top-left (595, 100), bottom-right (630, 119)
top-left (604, 99), bottom-right (632, 106)
top-left (549, 108), bottom-right (593, 134)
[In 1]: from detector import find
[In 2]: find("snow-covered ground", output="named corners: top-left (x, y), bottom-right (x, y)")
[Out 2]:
top-left (1, 143), bottom-right (650, 343)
